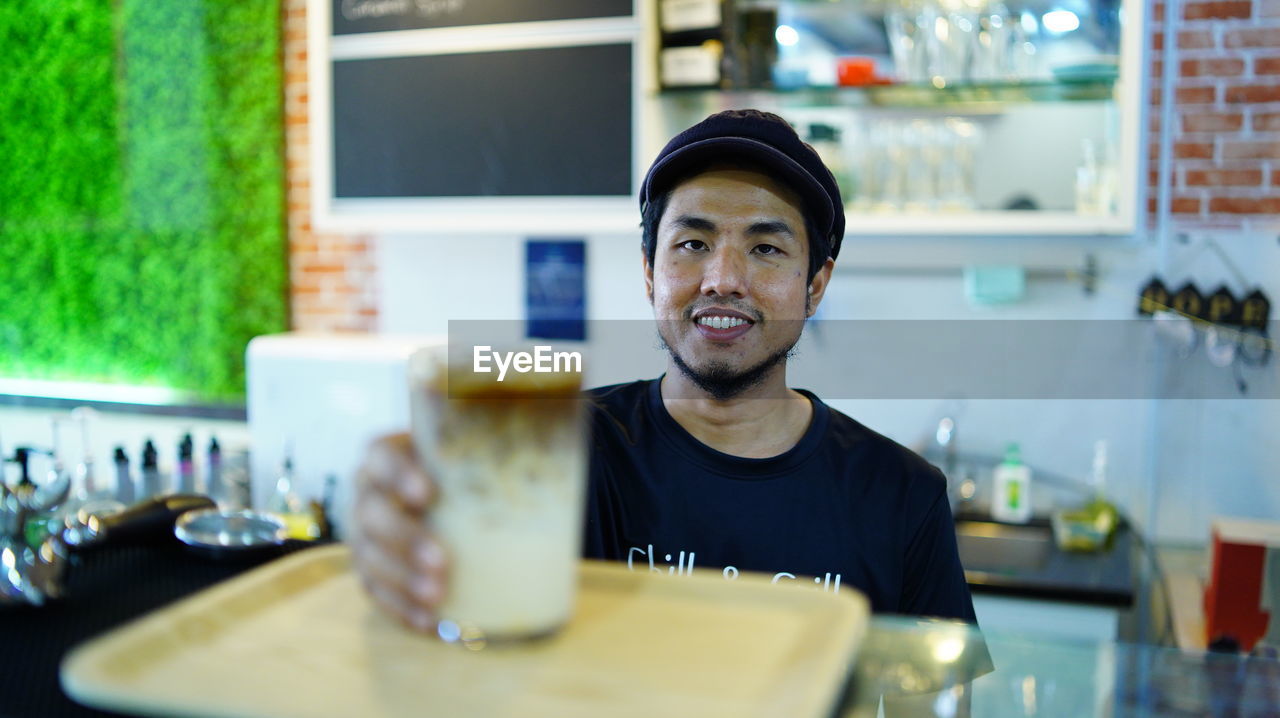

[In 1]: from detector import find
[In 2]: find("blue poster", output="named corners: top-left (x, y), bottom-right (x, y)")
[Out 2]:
top-left (526, 239), bottom-right (586, 341)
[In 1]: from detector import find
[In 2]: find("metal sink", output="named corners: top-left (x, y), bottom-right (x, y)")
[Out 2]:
top-left (955, 519), bottom-right (1053, 572)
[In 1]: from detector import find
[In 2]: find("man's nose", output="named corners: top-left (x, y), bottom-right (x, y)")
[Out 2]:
top-left (700, 245), bottom-right (748, 298)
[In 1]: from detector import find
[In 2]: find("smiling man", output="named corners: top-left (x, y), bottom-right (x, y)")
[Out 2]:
top-left (651, 164), bottom-right (817, 406)
top-left (353, 109), bottom-right (976, 630)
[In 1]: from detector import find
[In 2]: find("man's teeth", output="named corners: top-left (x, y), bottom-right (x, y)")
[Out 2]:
top-left (697, 316), bottom-right (749, 330)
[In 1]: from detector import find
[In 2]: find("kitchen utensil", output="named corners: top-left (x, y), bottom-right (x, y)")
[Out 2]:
top-left (174, 508), bottom-right (286, 561)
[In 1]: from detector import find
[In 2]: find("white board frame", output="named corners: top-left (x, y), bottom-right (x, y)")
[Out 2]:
top-left (308, 1), bottom-right (648, 235)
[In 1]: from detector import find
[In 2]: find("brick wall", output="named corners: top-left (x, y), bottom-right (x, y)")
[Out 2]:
top-left (283, 0), bottom-right (378, 332)
top-left (1149, 0), bottom-right (1280, 230)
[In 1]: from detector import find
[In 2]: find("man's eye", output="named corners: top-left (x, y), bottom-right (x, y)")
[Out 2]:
top-left (679, 239), bottom-right (707, 251)
top-left (754, 244), bottom-right (781, 256)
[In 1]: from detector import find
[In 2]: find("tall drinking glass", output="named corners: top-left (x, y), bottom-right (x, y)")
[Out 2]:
top-left (407, 346), bottom-right (587, 646)
top-left (886, 0), bottom-right (928, 82)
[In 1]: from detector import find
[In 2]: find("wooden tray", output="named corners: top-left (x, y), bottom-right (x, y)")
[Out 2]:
top-left (62, 545), bottom-right (869, 718)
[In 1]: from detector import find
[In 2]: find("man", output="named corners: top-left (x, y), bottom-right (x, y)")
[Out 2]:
top-left (353, 109), bottom-right (976, 633)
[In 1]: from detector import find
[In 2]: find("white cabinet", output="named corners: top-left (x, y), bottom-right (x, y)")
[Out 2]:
top-left (972, 593), bottom-right (1120, 642)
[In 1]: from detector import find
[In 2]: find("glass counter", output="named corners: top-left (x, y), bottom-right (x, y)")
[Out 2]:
top-left (844, 617), bottom-right (1280, 717)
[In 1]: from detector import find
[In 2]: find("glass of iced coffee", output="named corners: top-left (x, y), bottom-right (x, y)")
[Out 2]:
top-left (407, 345), bottom-right (587, 647)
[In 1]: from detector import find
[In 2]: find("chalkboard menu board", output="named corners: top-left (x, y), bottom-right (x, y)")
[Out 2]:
top-left (332, 43), bottom-right (633, 198)
top-left (333, 0), bottom-right (633, 35)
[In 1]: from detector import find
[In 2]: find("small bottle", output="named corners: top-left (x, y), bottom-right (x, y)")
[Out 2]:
top-left (141, 439), bottom-right (162, 499)
top-left (177, 433), bottom-right (196, 493)
top-left (320, 473), bottom-right (338, 538)
top-left (206, 437), bottom-right (223, 504)
top-left (992, 443), bottom-right (1033, 523)
top-left (1083, 440), bottom-right (1119, 536)
top-left (13, 446), bottom-right (34, 488)
top-left (220, 447), bottom-right (252, 511)
top-left (113, 446), bottom-right (134, 505)
top-left (71, 408), bottom-right (99, 498)
top-left (267, 449), bottom-right (320, 540)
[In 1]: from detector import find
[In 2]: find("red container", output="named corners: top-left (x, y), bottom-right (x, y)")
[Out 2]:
top-left (1204, 517), bottom-right (1280, 652)
top-left (837, 57), bottom-right (876, 87)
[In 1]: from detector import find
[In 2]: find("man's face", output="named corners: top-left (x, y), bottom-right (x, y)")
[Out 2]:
top-left (644, 165), bottom-right (832, 398)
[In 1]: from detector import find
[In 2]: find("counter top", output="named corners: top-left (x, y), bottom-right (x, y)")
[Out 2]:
top-left (0, 540), bottom-right (317, 718)
top-left (955, 512), bottom-right (1136, 607)
top-left (4, 542), bottom-right (1277, 718)
top-left (847, 615), bottom-right (1280, 717)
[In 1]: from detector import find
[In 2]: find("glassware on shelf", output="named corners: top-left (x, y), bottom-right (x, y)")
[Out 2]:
top-left (872, 122), bottom-right (908, 211)
top-left (1012, 9), bottom-right (1044, 78)
top-left (1074, 138), bottom-right (1117, 216)
top-left (971, 1), bottom-right (1012, 81)
top-left (885, 0), bottom-right (929, 84)
top-left (937, 118), bottom-right (981, 211)
top-left (847, 122), bottom-right (877, 213)
top-left (885, 0), bottom-right (1043, 85)
top-left (933, 0), bottom-right (980, 85)
top-left (848, 116), bottom-right (982, 213)
top-left (807, 122), bottom-right (853, 202)
top-left (902, 120), bottom-right (933, 211)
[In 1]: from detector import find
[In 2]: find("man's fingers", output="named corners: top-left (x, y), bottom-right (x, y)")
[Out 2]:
top-left (352, 490), bottom-right (449, 600)
top-left (361, 433), bottom-right (434, 509)
top-left (356, 487), bottom-right (425, 559)
top-left (354, 431), bottom-right (448, 635)
top-left (353, 534), bottom-right (442, 605)
top-left (353, 538), bottom-right (411, 600)
top-left (355, 491), bottom-right (449, 578)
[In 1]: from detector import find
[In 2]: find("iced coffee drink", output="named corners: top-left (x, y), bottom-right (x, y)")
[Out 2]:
top-left (408, 347), bottom-right (586, 645)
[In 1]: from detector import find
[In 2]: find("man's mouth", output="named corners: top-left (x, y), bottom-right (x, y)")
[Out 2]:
top-left (692, 308), bottom-right (756, 340)
top-left (696, 315), bottom-right (750, 329)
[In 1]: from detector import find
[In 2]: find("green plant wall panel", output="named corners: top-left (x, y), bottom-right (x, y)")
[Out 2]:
top-left (0, 0), bottom-right (286, 403)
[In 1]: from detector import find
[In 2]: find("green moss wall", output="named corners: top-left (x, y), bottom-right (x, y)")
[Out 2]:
top-left (0, 0), bottom-right (286, 403)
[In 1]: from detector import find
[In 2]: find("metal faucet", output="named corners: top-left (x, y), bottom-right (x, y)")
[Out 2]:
top-left (1, 444), bottom-right (217, 608)
top-left (935, 417), bottom-right (957, 479)
top-left (1, 448), bottom-right (71, 606)
top-left (933, 417), bottom-right (976, 511)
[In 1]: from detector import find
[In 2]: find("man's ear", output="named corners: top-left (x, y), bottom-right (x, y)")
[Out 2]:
top-left (643, 250), bottom-right (655, 305)
top-left (805, 257), bottom-right (836, 318)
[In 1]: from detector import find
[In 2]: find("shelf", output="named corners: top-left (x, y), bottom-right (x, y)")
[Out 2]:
top-left (659, 78), bottom-right (1116, 110)
top-left (864, 78), bottom-right (1116, 107)
top-left (840, 210), bottom-right (1131, 238)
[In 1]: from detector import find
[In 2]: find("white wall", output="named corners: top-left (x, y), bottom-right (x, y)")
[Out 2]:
top-left (376, 230), bottom-right (1280, 544)
top-left (379, 233), bottom-right (654, 332)
top-left (379, 233), bottom-right (666, 389)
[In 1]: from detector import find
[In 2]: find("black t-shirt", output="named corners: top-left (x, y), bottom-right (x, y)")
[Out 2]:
top-left (582, 378), bottom-right (977, 622)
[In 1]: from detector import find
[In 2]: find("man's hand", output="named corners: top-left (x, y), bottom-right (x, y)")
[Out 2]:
top-left (351, 433), bottom-right (448, 632)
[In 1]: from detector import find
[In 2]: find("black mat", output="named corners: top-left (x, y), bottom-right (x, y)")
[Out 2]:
top-left (0, 540), bottom-right (323, 718)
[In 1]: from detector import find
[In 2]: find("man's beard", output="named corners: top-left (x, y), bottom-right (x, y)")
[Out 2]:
top-left (659, 328), bottom-right (799, 401)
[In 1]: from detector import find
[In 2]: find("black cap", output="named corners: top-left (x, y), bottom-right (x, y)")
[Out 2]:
top-left (640, 109), bottom-right (845, 260)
